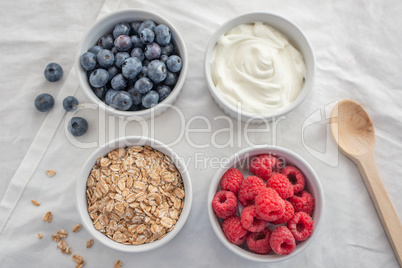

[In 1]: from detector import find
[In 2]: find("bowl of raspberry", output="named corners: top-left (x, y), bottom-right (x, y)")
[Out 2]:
top-left (208, 145), bottom-right (324, 262)
top-left (76, 9), bottom-right (187, 119)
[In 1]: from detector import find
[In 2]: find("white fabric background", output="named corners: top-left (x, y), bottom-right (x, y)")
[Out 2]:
top-left (0, 0), bottom-right (401, 267)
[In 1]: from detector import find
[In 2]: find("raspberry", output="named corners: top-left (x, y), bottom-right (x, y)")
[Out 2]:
top-left (270, 200), bottom-right (295, 225)
top-left (211, 190), bottom-right (238, 219)
top-left (288, 190), bottom-right (315, 216)
top-left (255, 188), bottom-right (285, 221)
top-left (270, 226), bottom-right (296, 255)
top-left (281, 166), bottom-right (305, 193)
top-left (266, 173), bottom-right (294, 199)
top-left (240, 205), bottom-right (267, 232)
top-left (222, 216), bottom-right (248, 245)
top-left (287, 212), bottom-right (314, 241)
top-left (246, 228), bottom-right (272, 254)
top-left (249, 154), bottom-right (281, 180)
top-left (220, 168), bottom-right (244, 196)
top-left (237, 176), bottom-right (265, 207)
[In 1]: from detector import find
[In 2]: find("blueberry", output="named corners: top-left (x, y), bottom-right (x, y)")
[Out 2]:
top-left (68, 117), bottom-right (88, 137)
top-left (122, 57), bottom-right (142, 79)
top-left (126, 77), bottom-right (138, 88)
top-left (160, 54), bottom-right (168, 64)
top-left (128, 87), bottom-right (143, 105)
top-left (88, 45), bottom-right (102, 55)
top-left (93, 86), bottom-right (108, 99)
top-left (80, 52), bottom-right (97, 71)
top-left (112, 91), bottom-right (132, 111)
top-left (63, 96), bottom-right (79, 112)
top-left (130, 21), bottom-right (142, 35)
top-left (115, 52), bottom-right (130, 68)
top-left (111, 46), bottom-right (118, 54)
top-left (107, 66), bottom-right (119, 81)
top-left (97, 34), bottom-right (114, 50)
top-left (155, 24), bottom-right (171, 46)
top-left (89, 69), bottom-right (109, 88)
top-left (142, 59), bottom-right (150, 67)
top-left (34, 93), bottom-right (54, 112)
top-left (114, 35), bottom-right (132, 52)
top-left (138, 66), bottom-right (148, 78)
top-left (138, 20), bottom-right (156, 34)
top-left (128, 104), bottom-right (141, 111)
top-left (166, 55), bottom-right (182, 73)
top-left (113, 22), bottom-right (131, 39)
top-left (111, 73), bottom-right (127, 90)
top-left (140, 28), bottom-right (155, 45)
top-left (144, 42), bottom-right (161, 60)
top-left (164, 71), bottom-right (178, 86)
top-left (131, 47), bottom-right (144, 61)
top-left (147, 60), bottom-right (167, 83)
top-left (134, 77), bottom-right (153, 94)
top-left (105, 89), bottom-right (118, 106)
top-left (157, 85), bottom-right (172, 102)
top-left (131, 35), bottom-right (144, 48)
top-left (44, 63), bottom-right (63, 82)
top-left (142, 90), bottom-right (159, 109)
top-left (161, 43), bottom-right (175, 56)
top-left (96, 49), bottom-right (115, 68)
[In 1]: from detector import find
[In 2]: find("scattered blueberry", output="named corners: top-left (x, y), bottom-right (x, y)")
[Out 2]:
top-left (115, 52), bottom-right (130, 68)
top-left (34, 93), bottom-right (54, 112)
top-left (114, 35), bottom-right (132, 52)
top-left (113, 22), bottom-right (131, 39)
top-left (130, 21), bottom-right (142, 35)
top-left (89, 69), bottom-right (109, 88)
top-left (138, 20), bottom-right (156, 34)
top-left (147, 60), bottom-right (167, 83)
top-left (88, 45), bottom-right (102, 55)
top-left (131, 47), bottom-right (144, 61)
top-left (155, 24), bottom-right (171, 46)
top-left (164, 71), bottom-right (178, 86)
top-left (161, 43), bottom-right (175, 56)
top-left (44, 63), bottom-right (63, 82)
top-left (135, 77), bottom-right (153, 94)
top-left (130, 35), bottom-right (144, 48)
top-left (122, 57), bottom-right (142, 79)
top-left (157, 85), bottom-right (172, 102)
top-left (112, 91), bottom-right (133, 111)
top-left (80, 52), bottom-right (97, 71)
top-left (96, 49), bottom-right (115, 68)
top-left (128, 87), bottom-right (143, 105)
top-left (111, 73), bottom-right (127, 90)
top-left (140, 28), bottom-right (155, 45)
top-left (62, 96), bottom-right (79, 112)
top-left (166, 55), bottom-right (182, 73)
top-left (105, 89), bottom-right (118, 106)
top-left (68, 117), bottom-right (88, 136)
top-left (145, 42), bottom-right (161, 60)
top-left (98, 34), bottom-right (114, 50)
top-left (107, 66), bottom-right (119, 81)
top-left (93, 86), bottom-right (108, 99)
top-left (142, 90), bottom-right (159, 109)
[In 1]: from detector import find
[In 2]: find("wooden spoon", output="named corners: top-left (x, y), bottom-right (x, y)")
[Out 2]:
top-left (330, 99), bottom-right (402, 265)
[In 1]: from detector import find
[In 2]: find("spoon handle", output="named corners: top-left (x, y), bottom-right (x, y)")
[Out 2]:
top-left (356, 153), bottom-right (402, 266)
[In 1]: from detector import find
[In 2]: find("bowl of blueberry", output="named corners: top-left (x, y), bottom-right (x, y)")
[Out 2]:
top-left (76, 9), bottom-right (187, 119)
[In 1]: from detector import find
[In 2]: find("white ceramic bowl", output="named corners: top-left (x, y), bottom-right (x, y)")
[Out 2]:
top-left (207, 145), bottom-right (324, 262)
top-left (204, 12), bottom-right (315, 123)
top-left (76, 9), bottom-right (188, 119)
top-left (76, 136), bottom-right (192, 252)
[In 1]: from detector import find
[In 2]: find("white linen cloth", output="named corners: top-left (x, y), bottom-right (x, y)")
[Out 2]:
top-left (0, 0), bottom-right (401, 267)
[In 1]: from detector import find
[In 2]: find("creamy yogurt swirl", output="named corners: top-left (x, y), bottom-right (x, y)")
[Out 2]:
top-left (211, 22), bottom-right (306, 115)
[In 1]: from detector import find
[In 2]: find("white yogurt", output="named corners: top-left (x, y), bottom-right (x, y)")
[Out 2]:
top-left (211, 22), bottom-right (306, 115)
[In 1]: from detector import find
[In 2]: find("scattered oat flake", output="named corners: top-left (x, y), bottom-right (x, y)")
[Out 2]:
top-left (43, 211), bottom-right (53, 223)
top-left (72, 254), bottom-right (84, 264)
top-left (38, 233), bottom-right (43, 239)
top-left (72, 224), bottom-right (82, 232)
top-left (31, 200), bottom-right (40, 206)
top-left (114, 260), bottom-right (122, 268)
top-left (57, 229), bottom-right (68, 238)
top-left (75, 261), bottom-right (85, 268)
top-left (86, 239), bottom-right (94, 248)
top-left (46, 170), bottom-right (56, 177)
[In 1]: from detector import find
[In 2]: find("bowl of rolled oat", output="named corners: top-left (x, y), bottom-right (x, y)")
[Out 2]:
top-left (75, 136), bottom-right (192, 252)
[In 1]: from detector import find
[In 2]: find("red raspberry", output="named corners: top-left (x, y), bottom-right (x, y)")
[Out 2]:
top-left (222, 216), bottom-right (248, 245)
top-left (240, 205), bottom-right (267, 232)
top-left (270, 200), bottom-right (295, 225)
top-left (255, 188), bottom-right (285, 221)
top-left (237, 176), bottom-right (265, 207)
top-left (246, 228), bottom-right (272, 255)
top-left (287, 212), bottom-right (314, 241)
top-left (281, 166), bottom-right (305, 193)
top-left (249, 154), bottom-right (281, 180)
top-left (211, 190), bottom-right (238, 219)
top-left (270, 226), bottom-right (296, 255)
top-left (220, 168), bottom-right (244, 196)
top-left (288, 190), bottom-right (315, 216)
top-left (266, 173), bottom-right (294, 199)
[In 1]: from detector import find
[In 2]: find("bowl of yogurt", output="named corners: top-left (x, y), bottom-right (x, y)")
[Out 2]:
top-left (204, 13), bottom-right (315, 123)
